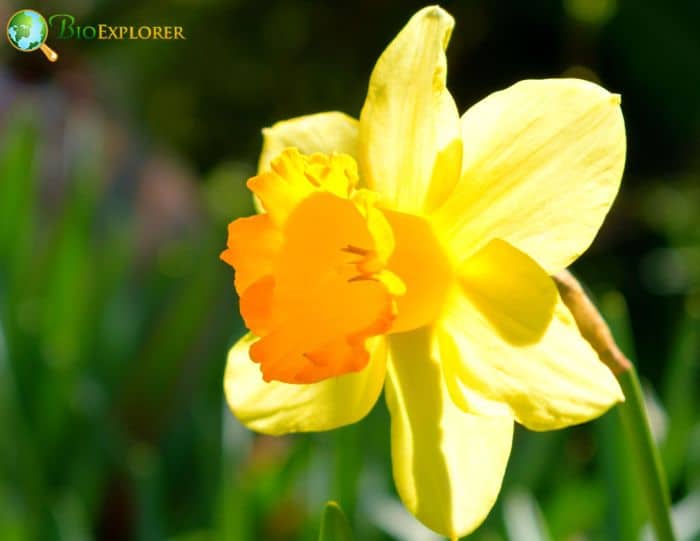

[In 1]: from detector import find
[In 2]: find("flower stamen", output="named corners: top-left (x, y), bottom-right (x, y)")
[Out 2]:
top-left (342, 244), bottom-right (372, 256)
top-left (304, 171), bottom-right (322, 187)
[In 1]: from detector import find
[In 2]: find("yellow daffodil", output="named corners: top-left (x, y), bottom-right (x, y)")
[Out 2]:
top-left (221, 5), bottom-right (626, 538)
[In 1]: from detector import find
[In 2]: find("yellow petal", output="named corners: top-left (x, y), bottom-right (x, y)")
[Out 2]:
top-left (459, 239), bottom-right (557, 346)
top-left (258, 112), bottom-right (359, 173)
top-left (359, 6), bottom-right (461, 214)
top-left (433, 78), bottom-right (626, 273)
top-left (385, 328), bottom-right (513, 538)
top-left (225, 333), bottom-right (386, 435)
top-left (438, 248), bottom-right (624, 429)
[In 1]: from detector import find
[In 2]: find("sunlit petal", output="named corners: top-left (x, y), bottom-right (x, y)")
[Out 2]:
top-left (385, 329), bottom-right (513, 538)
top-left (439, 280), bottom-right (624, 430)
top-left (433, 78), bottom-right (625, 272)
top-left (359, 6), bottom-right (461, 213)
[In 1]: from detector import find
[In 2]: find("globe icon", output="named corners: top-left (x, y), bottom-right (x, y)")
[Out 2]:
top-left (6, 9), bottom-right (58, 61)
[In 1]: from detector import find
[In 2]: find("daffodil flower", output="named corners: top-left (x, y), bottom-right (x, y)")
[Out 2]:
top-left (220, 5), bottom-right (626, 538)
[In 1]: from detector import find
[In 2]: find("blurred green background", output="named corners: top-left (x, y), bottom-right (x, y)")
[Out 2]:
top-left (1, 0), bottom-right (699, 540)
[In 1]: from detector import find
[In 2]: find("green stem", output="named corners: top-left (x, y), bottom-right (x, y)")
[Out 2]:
top-left (616, 366), bottom-right (676, 541)
top-left (553, 273), bottom-right (676, 541)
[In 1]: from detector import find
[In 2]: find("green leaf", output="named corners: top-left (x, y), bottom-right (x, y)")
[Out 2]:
top-left (319, 501), bottom-right (354, 541)
top-left (661, 308), bottom-right (700, 485)
top-left (0, 108), bottom-right (38, 268)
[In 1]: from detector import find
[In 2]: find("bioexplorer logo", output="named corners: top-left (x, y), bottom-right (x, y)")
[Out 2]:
top-left (6, 9), bottom-right (58, 61)
top-left (49, 14), bottom-right (186, 41)
top-left (6, 9), bottom-right (186, 62)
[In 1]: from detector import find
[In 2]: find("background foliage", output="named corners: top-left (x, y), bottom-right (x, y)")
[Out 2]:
top-left (1, 0), bottom-right (699, 539)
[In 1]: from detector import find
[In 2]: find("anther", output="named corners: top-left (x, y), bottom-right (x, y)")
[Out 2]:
top-left (302, 352), bottom-right (324, 366)
top-left (348, 275), bottom-right (378, 283)
top-left (342, 244), bottom-right (372, 256)
top-left (304, 172), bottom-right (321, 187)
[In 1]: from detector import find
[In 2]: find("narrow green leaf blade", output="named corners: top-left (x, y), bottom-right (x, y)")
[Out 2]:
top-left (319, 501), bottom-right (354, 541)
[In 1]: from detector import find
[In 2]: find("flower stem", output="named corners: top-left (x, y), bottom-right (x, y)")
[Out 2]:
top-left (616, 366), bottom-right (676, 541)
top-left (554, 270), bottom-right (676, 541)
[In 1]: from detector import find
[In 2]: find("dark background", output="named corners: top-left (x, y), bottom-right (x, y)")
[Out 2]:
top-left (1, 1), bottom-right (698, 540)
